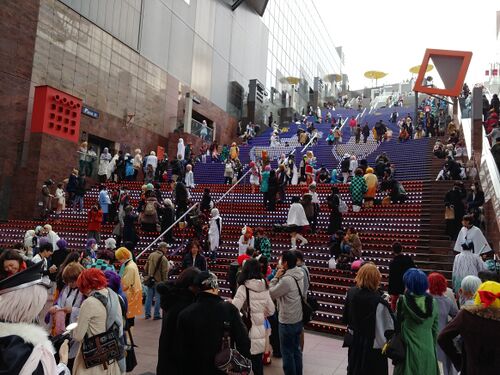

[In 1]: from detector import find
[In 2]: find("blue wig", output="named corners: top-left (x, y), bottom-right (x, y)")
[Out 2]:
top-left (403, 268), bottom-right (428, 295)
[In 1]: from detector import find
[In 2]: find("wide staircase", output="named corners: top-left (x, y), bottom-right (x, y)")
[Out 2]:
top-left (0, 106), bottom-right (458, 336)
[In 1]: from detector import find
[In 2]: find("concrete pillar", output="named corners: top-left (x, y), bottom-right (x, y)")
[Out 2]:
top-left (183, 93), bottom-right (193, 134)
top-left (471, 86), bottom-right (483, 165)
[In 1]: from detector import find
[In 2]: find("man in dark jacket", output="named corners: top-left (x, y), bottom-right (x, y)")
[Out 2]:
top-left (388, 242), bottom-right (415, 310)
top-left (177, 271), bottom-right (250, 374)
top-left (444, 182), bottom-right (466, 240)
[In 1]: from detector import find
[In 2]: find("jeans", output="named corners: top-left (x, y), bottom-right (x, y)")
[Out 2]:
top-left (145, 284), bottom-right (161, 318)
top-left (72, 195), bottom-right (84, 211)
top-left (279, 321), bottom-right (303, 375)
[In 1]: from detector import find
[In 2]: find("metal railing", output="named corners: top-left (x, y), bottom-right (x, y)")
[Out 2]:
top-left (136, 167), bottom-right (251, 260)
top-left (191, 118), bottom-right (213, 142)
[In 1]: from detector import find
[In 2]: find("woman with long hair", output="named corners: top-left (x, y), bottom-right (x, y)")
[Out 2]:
top-left (343, 263), bottom-right (393, 375)
top-left (181, 239), bottom-right (207, 271)
top-left (232, 258), bottom-right (275, 375)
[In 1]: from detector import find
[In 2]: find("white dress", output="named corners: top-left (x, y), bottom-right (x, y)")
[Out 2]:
top-left (184, 171), bottom-right (195, 188)
top-left (209, 217), bottom-right (221, 251)
top-left (453, 226), bottom-right (492, 254)
top-left (177, 139), bottom-right (186, 160)
top-left (287, 203), bottom-right (309, 226)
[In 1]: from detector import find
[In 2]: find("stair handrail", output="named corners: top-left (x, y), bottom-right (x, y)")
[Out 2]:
top-left (300, 133), bottom-right (318, 153)
top-left (136, 167), bottom-right (251, 260)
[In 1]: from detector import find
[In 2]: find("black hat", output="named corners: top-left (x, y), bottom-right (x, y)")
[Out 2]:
top-left (0, 261), bottom-right (49, 295)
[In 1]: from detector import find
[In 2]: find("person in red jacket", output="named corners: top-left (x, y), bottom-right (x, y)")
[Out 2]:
top-left (348, 116), bottom-right (357, 135)
top-left (87, 204), bottom-right (103, 242)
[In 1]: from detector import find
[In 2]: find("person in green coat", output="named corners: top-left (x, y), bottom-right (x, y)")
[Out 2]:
top-left (260, 165), bottom-right (271, 209)
top-left (220, 145), bottom-right (229, 162)
top-left (350, 168), bottom-right (367, 209)
top-left (394, 268), bottom-right (439, 375)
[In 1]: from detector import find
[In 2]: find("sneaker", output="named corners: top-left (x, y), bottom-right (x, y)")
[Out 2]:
top-left (153, 316), bottom-right (162, 320)
top-left (144, 316), bottom-right (151, 320)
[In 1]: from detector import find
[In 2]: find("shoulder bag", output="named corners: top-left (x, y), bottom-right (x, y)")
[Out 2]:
top-left (241, 287), bottom-right (252, 331)
top-left (81, 292), bottom-right (124, 369)
top-left (444, 206), bottom-right (455, 220)
top-left (214, 304), bottom-right (252, 374)
top-left (291, 277), bottom-right (315, 324)
top-left (382, 296), bottom-right (406, 365)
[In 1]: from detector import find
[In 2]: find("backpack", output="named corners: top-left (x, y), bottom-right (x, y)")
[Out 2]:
top-left (144, 201), bottom-right (156, 216)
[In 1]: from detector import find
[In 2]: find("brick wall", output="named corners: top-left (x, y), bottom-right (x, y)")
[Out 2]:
top-left (0, 0), bottom-right (41, 220)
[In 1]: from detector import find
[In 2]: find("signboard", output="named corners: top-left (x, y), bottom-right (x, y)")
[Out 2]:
top-left (157, 146), bottom-right (165, 160)
top-left (82, 106), bottom-right (99, 119)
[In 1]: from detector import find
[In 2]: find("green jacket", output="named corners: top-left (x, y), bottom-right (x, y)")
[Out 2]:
top-left (394, 294), bottom-right (439, 375)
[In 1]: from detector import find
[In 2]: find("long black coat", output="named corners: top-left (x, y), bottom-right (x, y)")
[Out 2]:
top-left (177, 292), bottom-right (251, 375)
top-left (156, 283), bottom-right (196, 375)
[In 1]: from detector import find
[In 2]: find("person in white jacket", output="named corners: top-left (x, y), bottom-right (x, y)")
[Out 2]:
top-left (208, 208), bottom-right (221, 260)
top-left (232, 258), bottom-right (275, 375)
top-left (43, 224), bottom-right (60, 251)
top-left (286, 197), bottom-right (309, 249)
top-left (184, 164), bottom-right (195, 188)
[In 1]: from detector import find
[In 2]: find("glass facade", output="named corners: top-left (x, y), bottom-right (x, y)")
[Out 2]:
top-left (43, 0), bottom-right (343, 128)
top-left (34, 0), bottom-right (170, 132)
top-left (262, 0), bottom-right (344, 112)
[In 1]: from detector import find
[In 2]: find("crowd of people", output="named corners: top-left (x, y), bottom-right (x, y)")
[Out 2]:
top-left (3, 90), bottom-right (500, 375)
top-left (343, 238), bottom-right (500, 375)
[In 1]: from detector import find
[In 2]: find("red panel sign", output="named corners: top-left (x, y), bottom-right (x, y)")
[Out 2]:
top-left (157, 146), bottom-right (165, 160)
top-left (31, 86), bottom-right (82, 143)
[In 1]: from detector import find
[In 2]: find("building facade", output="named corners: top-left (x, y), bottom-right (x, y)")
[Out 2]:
top-left (262, 0), bottom-right (344, 119)
top-left (0, 0), bottom-right (344, 219)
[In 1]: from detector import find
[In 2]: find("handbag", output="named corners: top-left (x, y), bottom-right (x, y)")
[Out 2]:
top-left (82, 292), bottom-right (124, 369)
top-left (241, 287), bottom-right (252, 331)
top-left (342, 328), bottom-right (354, 348)
top-left (445, 206), bottom-right (455, 220)
top-left (214, 311), bottom-right (252, 374)
top-left (382, 297), bottom-right (406, 365)
top-left (291, 277), bottom-right (315, 324)
top-left (125, 328), bottom-right (137, 372)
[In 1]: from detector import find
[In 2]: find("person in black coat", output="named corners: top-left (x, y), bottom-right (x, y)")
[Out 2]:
top-left (327, 186), bottom-right (342, 234)
top-left (267, 170), bottom-right (278, 211)
top-left (177, 271), bottom-right (251, 375)
top-left (173, 181), bottom-right (189, 219)
top-left (181, 240), bottom-right (207, 271)
top-left (444, 156), bottom-right (461, 180)
top-left (466, 181), bottom-right (485, 211)
top-left (122, 206), bottom-right (139, 247)
top-left (156, 267), bottom-right (201, 375)
top-left (387, 242), bottom-right (415, 310)
top-left (160, 199), bottom-right (175, 243)
top-left (444, 182), bottom-right (466, 240)
top-left (66, 169), bottom-right (78, 205)
top-left (361, 123), bottom-right (370, 143)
